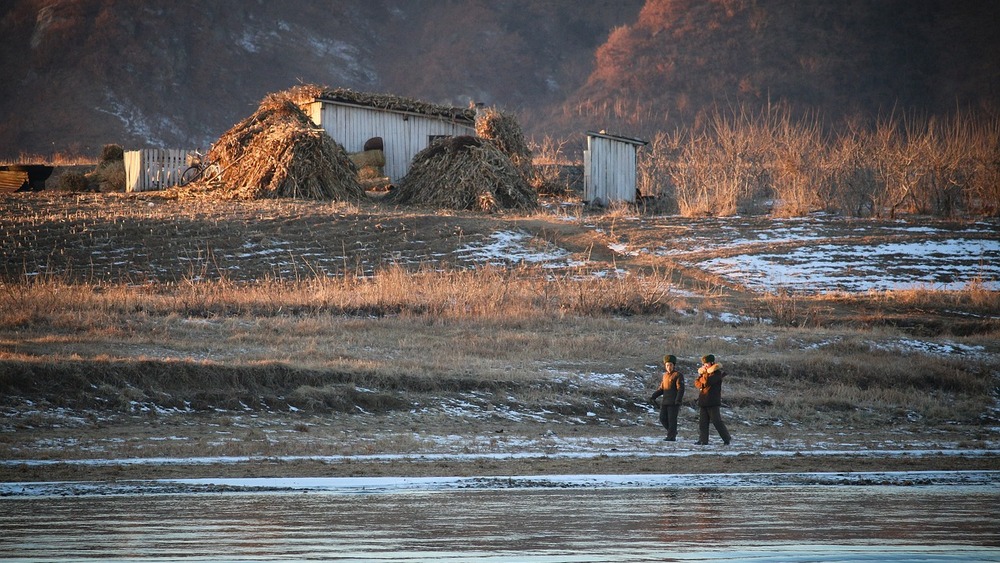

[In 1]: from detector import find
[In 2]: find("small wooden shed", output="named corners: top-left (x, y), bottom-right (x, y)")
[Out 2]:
top-left (303, 89), bottom-right (477, 183)
top-left (583, 130), bottom-right (648, 205)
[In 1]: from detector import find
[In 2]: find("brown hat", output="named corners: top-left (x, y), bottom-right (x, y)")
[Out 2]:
top-left (664, 354), bottom-right (676, 365)
top-left (701, 354), bottom-right (715, 364)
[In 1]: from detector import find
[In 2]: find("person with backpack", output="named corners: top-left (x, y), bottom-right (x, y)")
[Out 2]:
top-left (649, 354), bottom-right (685, 441)
top-left (694, 354), bottom-right (731, 445)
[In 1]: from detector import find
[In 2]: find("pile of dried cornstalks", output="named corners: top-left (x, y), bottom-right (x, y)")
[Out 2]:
top-left (317, 87), bottom-right (476, 124)
top-left (389, 136), bottom-right (537, 213)
top-left (198, 91), bottom-right (364, 201)
top-left (475, 107), bottom-right (533, 173)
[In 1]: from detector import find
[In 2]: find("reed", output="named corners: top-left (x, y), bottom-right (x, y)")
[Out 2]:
top-left (634, 104), bottom-right (1000, 218)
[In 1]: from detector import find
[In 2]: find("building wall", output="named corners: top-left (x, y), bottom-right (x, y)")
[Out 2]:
top-left (584, 135), bottom-right (639, 204)
top-left (308, 101), bottom-right (475, 183)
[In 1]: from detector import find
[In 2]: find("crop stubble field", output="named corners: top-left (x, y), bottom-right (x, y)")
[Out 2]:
top-left (1, 191), bottom-right (998, 481)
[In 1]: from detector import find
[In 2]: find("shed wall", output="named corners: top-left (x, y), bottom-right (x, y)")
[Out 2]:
top-left (124, 149), bottom-right (192, 192)
top-left (309, 101), bottom-right (475, 183)
top-left (584, 136), bottom-right (639, 204)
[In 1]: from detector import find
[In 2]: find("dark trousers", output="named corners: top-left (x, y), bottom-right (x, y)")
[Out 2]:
top-left (698, 405), bottom-right (731, 444)
top-left (659, 404), bottom-right (679, 440)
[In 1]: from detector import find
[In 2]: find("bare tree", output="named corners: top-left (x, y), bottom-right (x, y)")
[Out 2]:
top-left (636, 130), bottom-right (682, 211)
top-left (766, 110), bottom-right (828, 217)
top-left (964, 115), bottom-right (1000, 216)
top-left (671, 108), bottom-right (767, 216)
top-left (824, 124), bottom-right (883, 217)
top-left (635, 104), bottom-right (999, 218)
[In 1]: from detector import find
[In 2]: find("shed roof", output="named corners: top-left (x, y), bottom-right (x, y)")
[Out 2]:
top-left (586, 130), bottom-right (649, 146)
top-left (316, 88), bottom-right (476, 125)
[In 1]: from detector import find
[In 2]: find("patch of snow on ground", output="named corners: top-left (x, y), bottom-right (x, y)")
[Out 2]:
top-left (654, 219), bottom-right (833, 256)
top-left (704, 311), bottom-right (770, 325)
top-left (608, 242), bottom-right (641, 256)
top-left (698, 238), bottom-right (1000, 293)
top-left (453, 230), bottom-right (575, 267)
top-left (546, 369), bottom-right (639, 390)
top-left (577, 371), bottom-right (634, 388)
top-left (873, 338), bottom-right (987, 357)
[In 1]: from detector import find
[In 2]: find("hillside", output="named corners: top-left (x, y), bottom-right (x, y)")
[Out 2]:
top-left (554, 0), bottom-right (1000, 140)
top-left (1, 0), bottom-right (998, 159)
top-left (0, 0), bottom-right (641, 158)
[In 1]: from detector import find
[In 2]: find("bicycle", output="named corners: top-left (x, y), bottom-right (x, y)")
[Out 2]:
top-left (179, 151), bottom-right (221, 186)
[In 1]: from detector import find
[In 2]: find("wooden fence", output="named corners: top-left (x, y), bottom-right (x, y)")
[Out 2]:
top-left (124, 149), bottom-right (194, 192)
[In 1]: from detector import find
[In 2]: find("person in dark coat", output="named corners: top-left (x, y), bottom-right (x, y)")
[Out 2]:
top-left (650, 354), bottom-right (685, 441)
top-left (693, 354), bottom-right (731, 445)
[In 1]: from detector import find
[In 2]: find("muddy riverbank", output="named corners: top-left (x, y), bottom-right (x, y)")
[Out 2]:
top-left (4, 449), bottom-right (997, 484)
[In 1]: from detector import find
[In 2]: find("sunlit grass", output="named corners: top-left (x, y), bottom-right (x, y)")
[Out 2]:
top-left (0, 152), bottom-right (97, 166)
top-left (1, 270), bottom-right (993, 429)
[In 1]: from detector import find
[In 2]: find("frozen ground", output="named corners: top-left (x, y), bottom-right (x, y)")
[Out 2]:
top-left (2, 205), bottom-right (997, 497)
top-left (697, 237), bottom-right (1000, 292)
top-left (449, 217), bottom-right (1000, 293)
top-left (3, 467), bottom-right (999, 497)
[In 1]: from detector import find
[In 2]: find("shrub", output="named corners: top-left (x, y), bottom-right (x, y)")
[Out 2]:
top-left (53, 170), bottom-right (94, 192)
top-left (91, 160), bottom-right (126, 192)
top-left (98, 143), bottom-right (124, 164)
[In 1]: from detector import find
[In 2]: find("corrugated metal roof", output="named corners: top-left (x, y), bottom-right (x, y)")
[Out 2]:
top-left (0, 165), bottom-right (52, 192)
top-left (0, 170), bottom-right (28, 192)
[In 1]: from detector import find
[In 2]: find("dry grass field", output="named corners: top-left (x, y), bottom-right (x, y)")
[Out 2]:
top-left (1, 190), bottom-right (998, 481)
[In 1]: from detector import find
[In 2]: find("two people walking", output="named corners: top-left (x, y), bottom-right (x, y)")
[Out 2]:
top-left (649, 354), bottom-right (731, 445)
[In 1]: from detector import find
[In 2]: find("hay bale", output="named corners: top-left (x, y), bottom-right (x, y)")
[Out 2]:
top-left (198, 89), bottom-right (364, 201)
top-left (388, 136), bottom-right (537, 213)
top-left (349, 149), bottom-right (386, 189)
top-left (90, 143), bottom-right (126, 192)
top-left (349, 149), bottom-right (386, 169)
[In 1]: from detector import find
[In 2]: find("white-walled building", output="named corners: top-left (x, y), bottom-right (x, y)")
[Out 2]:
top-left (303, 89), bottom-right (477, 183)
top-left (583, 130), bottom-right (648, 205)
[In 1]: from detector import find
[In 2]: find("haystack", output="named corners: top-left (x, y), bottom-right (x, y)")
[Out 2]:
top-left (475, 106), bottom-right (534, 177)
top-left (202, 90), bottom-right (364, 200)
top-left (388, 136), bottom-right (537, 213)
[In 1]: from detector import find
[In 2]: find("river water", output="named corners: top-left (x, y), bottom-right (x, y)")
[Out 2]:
top-left (2, 473), bottom-right (998, 562)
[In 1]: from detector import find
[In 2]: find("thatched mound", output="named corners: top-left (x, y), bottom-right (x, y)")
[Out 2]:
top-left (388, 136), bottom-right (537, 213)
top-left (475, 107), bottom-right (533, 175)
top-left (202, 90), bottom-right (364, 200)
top-left (276, 83), bottom-right (325, 107)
